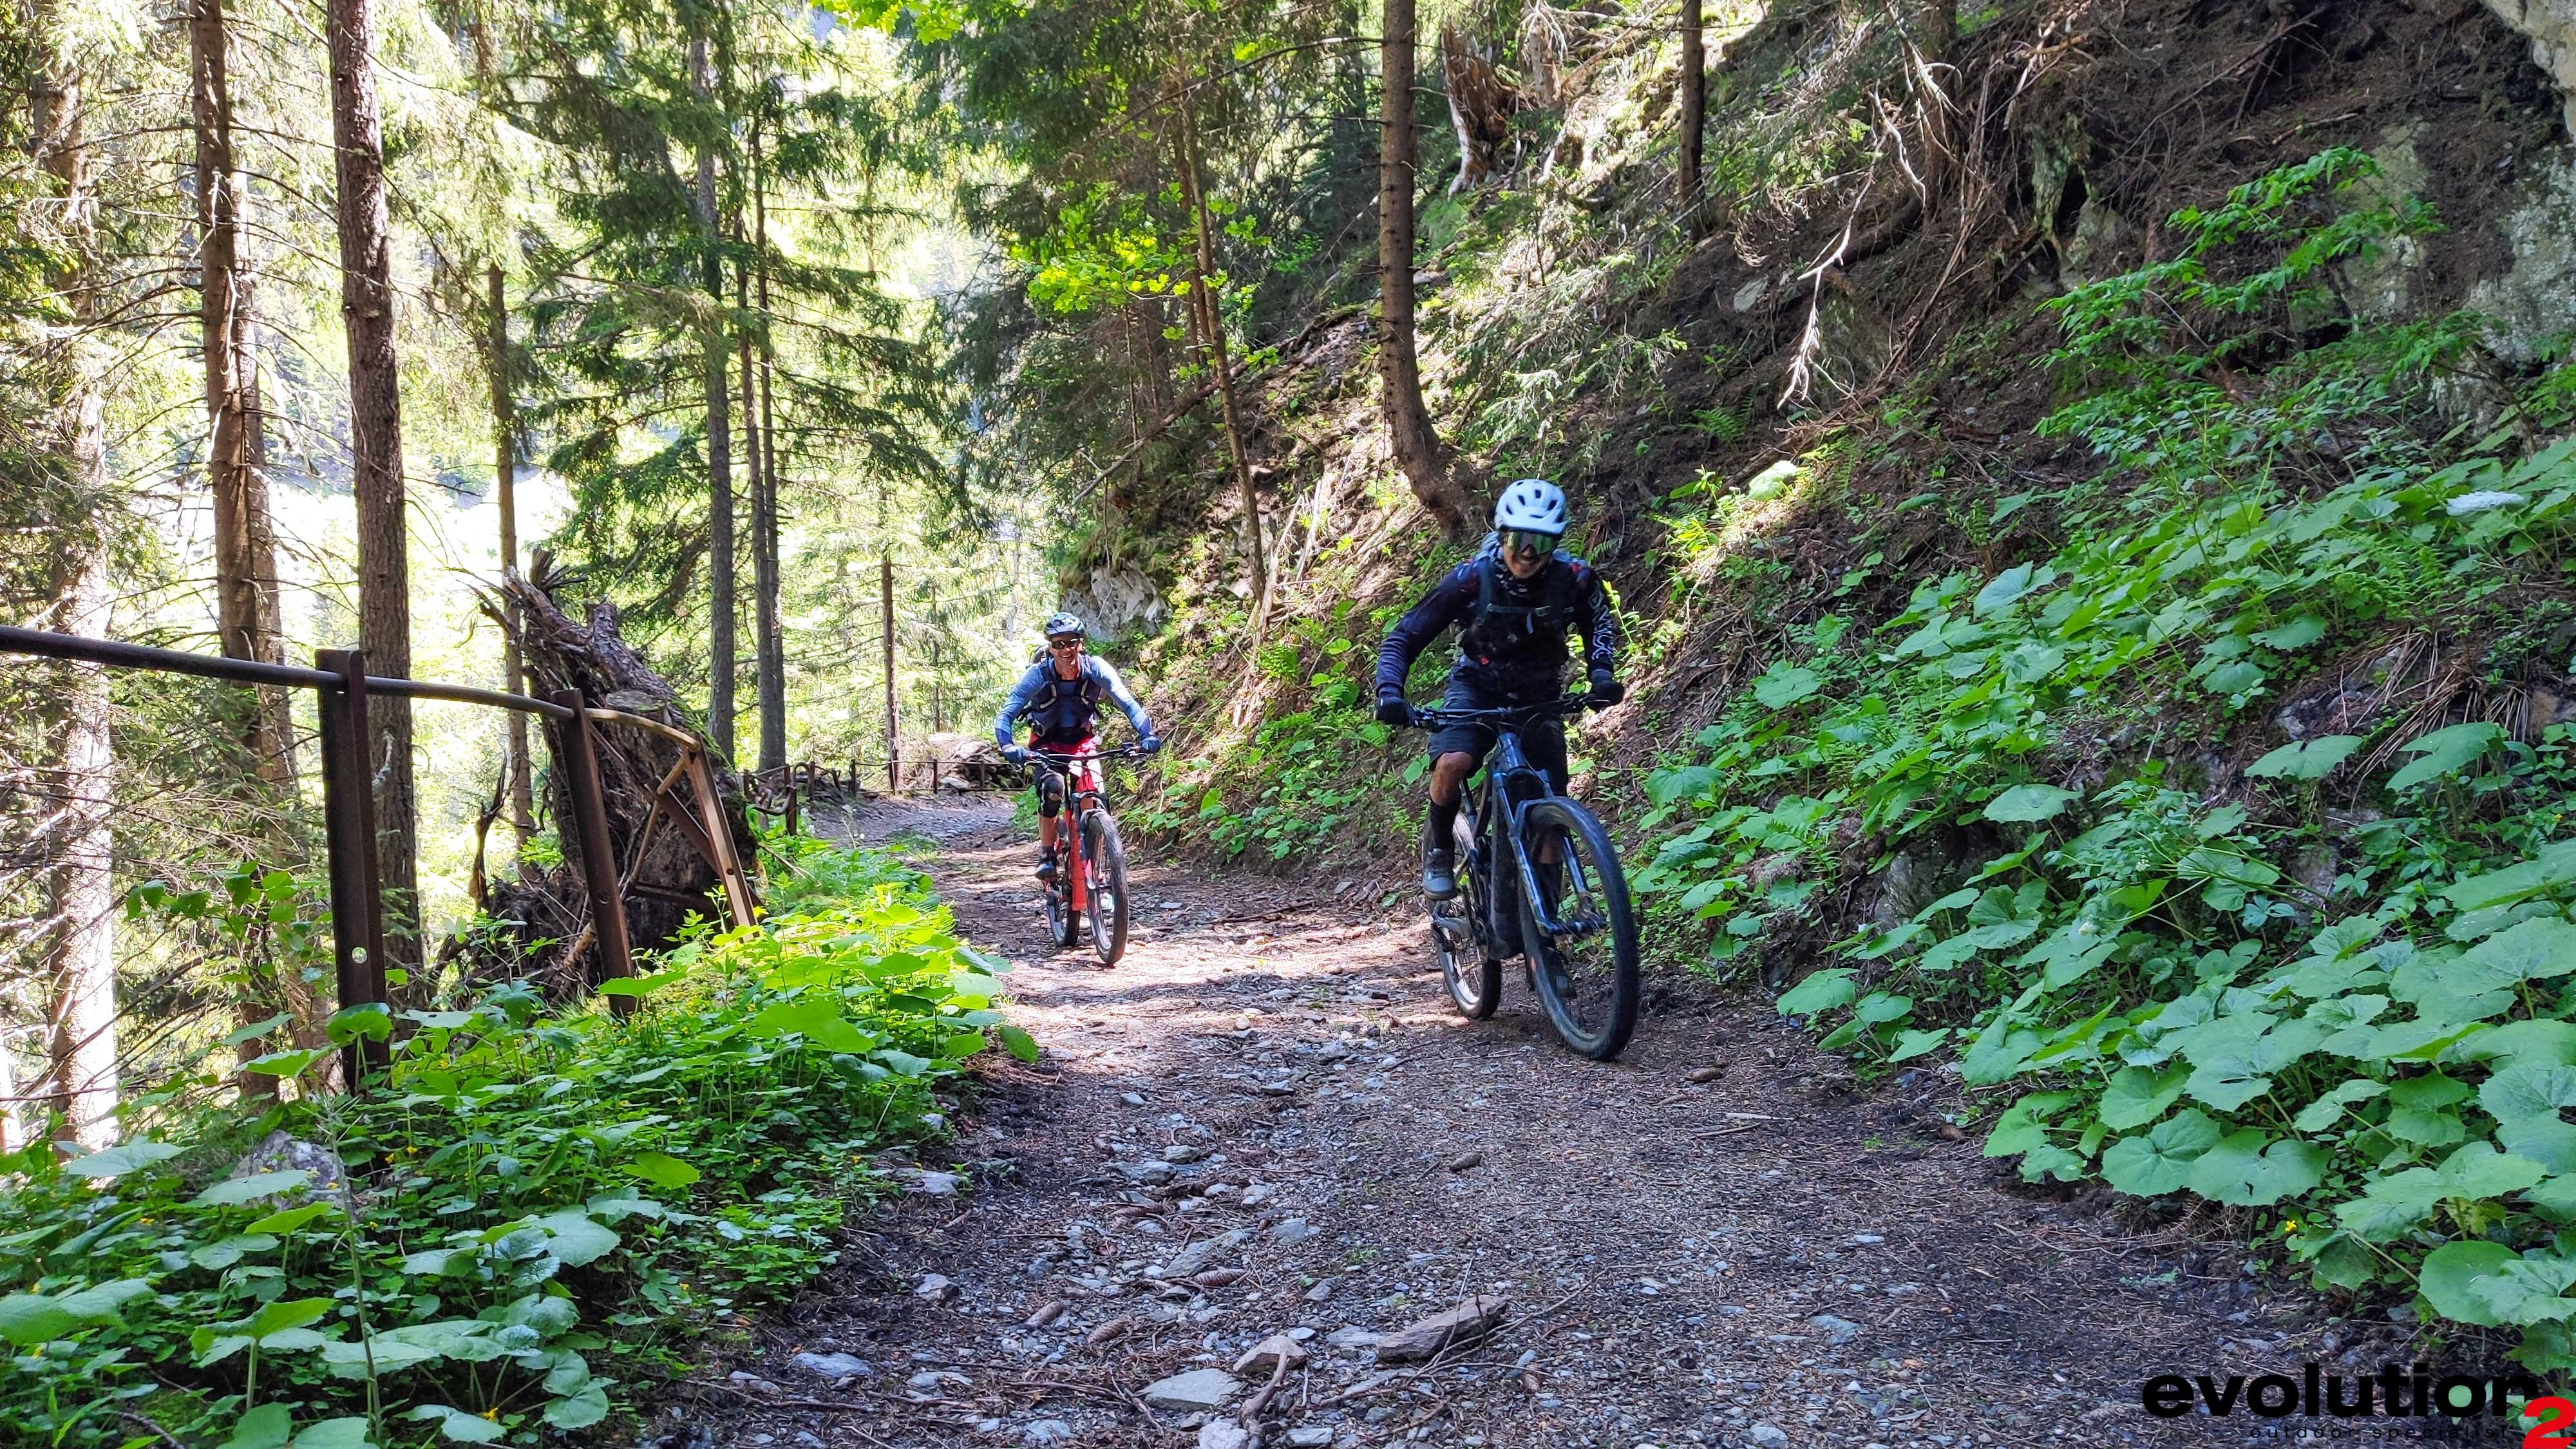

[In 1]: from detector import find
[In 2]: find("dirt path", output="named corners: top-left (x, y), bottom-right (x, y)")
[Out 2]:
top-left (683, 798), bottom-right (2357, 1449)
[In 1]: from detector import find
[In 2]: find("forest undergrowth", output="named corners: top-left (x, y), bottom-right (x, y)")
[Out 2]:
top-left (1, 838), bottom-right (1025, 1448)
top-left (1080, 5), bottom-right (2576, 1382)
top-left (1632, 147), bottom-right (2576, 1368)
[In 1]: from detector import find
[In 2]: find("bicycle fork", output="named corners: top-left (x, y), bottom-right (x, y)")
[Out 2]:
top-left (1501, 805), bottom-right (1604, 940)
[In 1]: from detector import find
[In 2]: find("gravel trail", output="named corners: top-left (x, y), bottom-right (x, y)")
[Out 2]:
top-left (677, 797), bottom-right (2353, 1449)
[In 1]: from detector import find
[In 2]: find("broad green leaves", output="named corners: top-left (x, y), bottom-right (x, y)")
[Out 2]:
top-left (2099, 1109), bottom-right (2223, 1196)
top-left (0, 1280), bottom-right (152, 1347)
top-left (2389, 722), bottom-right (2506, 791)
top-left (621, 1151), bottom-right (701, 1189)
top-left (1776, 969), bottom-right (1856, 1016)
top-left (2185, 1132), bottom-right (2326, 1206)
top-left (1984, 784), bottom-right (2079, 824)
top-left (63, 1140), bottom-right (185, 1179)
top-left (1752, 662), bottom-right (1823, 710)
top-left (2246, 735), bottom-right (2363, 781)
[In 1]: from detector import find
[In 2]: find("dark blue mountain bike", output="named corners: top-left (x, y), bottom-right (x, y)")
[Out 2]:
top-left (1402, 697), bottom-right (1640, 1061)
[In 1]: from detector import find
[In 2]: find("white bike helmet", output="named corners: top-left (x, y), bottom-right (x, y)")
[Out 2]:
top-left (1494, 478), bottom-right (1567, 536)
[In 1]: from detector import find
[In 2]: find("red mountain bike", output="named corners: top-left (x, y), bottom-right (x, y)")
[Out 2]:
top-left (1026, 743), bottom-right (1147, 965)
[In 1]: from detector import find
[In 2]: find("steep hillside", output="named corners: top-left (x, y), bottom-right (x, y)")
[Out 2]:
top-left (1073, 0), bottom-right (2576, 1374)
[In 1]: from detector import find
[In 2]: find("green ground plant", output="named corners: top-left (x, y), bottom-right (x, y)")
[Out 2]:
top-left (1638, 150), bottom-right (2576, 1365)
top-left (1, 840), bottom-right (1023, 1446)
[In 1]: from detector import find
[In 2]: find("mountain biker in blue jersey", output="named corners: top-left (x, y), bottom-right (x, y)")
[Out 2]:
top-left (1374, 479), bottom-right (1623, 899)
top-left (996, 612), bottom-right (1160, 882)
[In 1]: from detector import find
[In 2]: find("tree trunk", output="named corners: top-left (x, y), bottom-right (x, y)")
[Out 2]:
top-left (488, 264), bottom-right (533, 848)
top-left (47, 540), bottom-right (118, 1146)
top-left (1909, 0), bottom-right (1961, 193)
top-left (194, 0), bottom-right (293, 802)
top-left (747, 118), bottom-right (784, 774)
top-left (32, 52), bottom-right (120, 1148)
top-left (327, 0), bottom-right (420, 986)
top-left (1679, 0), bottom-right (1706, 235)
top-left (688, 33), bottom-right (736, 762)
top-left (1172, 75), bottom-right (1268, 616)
top-left (1379, 0), bottom-right (1473, 538)
top-left (1439, 23), bottom-right (1516, 195)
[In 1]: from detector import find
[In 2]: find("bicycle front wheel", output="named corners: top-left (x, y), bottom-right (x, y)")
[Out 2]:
top-left (1519, 797), bottom-right (1640, 1061)
top-left (1084, 810), bottom-right (1130, 965)
top-left (1043, 839), bottom-right (1079, 949)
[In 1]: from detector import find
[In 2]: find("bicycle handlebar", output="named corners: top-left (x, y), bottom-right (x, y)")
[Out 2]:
top-left (1404, 696), bottom-right (1591, 728)
top-left (1016, 742), bottom-right (1156, 769)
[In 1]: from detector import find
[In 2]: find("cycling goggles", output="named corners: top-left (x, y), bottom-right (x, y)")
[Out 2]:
top-left (1047, 635), bottom-right (1084, 652)
top-left (1499, 529), bottom-right (1558, 560)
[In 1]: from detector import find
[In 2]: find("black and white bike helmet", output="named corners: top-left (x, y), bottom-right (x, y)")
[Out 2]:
top-left (1042, 611), bottom-right (1086, 639)
top-left (1494, 478), bottom-right (1567, 536)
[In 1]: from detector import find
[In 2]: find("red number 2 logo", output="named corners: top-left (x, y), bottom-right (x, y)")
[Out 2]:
top-left (2526, 1394), bottom-right (2576, 1449)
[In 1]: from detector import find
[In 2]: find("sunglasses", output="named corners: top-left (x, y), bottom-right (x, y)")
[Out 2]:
top-left (1048, 636), bottom-right (1083, 651)
top-left (1501, 529), bottom-right (1558, 560)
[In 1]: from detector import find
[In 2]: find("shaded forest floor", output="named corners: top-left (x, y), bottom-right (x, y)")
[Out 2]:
top-left (664, 798), bottom-right (2441, 1448)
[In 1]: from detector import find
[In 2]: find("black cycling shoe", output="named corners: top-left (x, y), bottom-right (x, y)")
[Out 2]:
top-left (1035, 854), bottom-right (1057, 883)
top-left (1421, 846), bottom-right (1457, 900)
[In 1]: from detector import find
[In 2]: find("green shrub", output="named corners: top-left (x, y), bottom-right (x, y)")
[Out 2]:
top-left (1639, 149), bottom-right (2576, 1368)
top-left (2, 842), bottom-right (1024, 1446)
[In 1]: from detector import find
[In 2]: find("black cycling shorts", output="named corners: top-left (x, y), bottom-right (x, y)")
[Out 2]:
top-left (1425, 674), bottom-right (1567, 790)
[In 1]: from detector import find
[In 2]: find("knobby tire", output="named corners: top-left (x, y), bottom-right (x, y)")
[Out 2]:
top-left (1085, 810), bottom-right (1129, 965)
top-left (1435, 808), bottom-right (1501, 1018)
top-left (1520, 797), bottom-right (1640, 1061)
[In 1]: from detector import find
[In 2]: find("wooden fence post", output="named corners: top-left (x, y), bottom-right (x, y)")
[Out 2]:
top-left (549, 689), bottom-right (636, 1010)
top-left (315, 649), bottom-right (390, 1084)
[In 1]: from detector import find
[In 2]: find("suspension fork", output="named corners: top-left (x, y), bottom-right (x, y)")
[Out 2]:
top-left (1502, 779), bottom-right (1593, 939)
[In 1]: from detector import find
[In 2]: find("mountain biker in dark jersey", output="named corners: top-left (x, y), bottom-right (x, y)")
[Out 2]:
top-left (1373, 479), bottom-right (1624, 898)
top-left (995, 612), bottom-right (1159, 882)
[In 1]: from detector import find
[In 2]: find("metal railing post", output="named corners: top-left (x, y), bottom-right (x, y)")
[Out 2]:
top-left (315, 649), bottom-right (390, 1084)
top-left (549, 688), bottom-right (635, 1010)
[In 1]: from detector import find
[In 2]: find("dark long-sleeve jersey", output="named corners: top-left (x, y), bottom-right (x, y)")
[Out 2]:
top-left (1374, 550), bottom-right (1620, 701)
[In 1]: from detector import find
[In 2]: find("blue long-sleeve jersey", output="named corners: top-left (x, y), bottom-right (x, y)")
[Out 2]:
top-left (994, 653), bottom-right (1153, 748)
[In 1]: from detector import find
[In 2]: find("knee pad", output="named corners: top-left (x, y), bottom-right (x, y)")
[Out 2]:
top-left (1035, 772), bottom-right (1065, 819)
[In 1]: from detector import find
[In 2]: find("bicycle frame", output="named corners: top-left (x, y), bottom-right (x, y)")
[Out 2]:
top-left (1427, 699), bottom-right (1593, 947)
top-left (1479, 727), bottom-right (1586, 940)
top-left (1027, 743), bottom-right (1146, 920)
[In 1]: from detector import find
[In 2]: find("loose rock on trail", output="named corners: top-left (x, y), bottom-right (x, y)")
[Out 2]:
top-left (675, 799), bottom-right (2350, 1448)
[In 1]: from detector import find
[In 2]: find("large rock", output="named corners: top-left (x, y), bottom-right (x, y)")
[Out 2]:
top-left (1060, 567), bottom-right (1166, 641)
top-left (225, 1131), bottom-right (350, 1210)
top-left (1232, 1333), bottom-right (1309, 1376)
top-left (2468, 147), bottom-right (2576, 368)
top-left (1141, 1368), bottom-right (1243, 1412)
top-left (2486, 0), bottom-right (2576, 138)
top-left (1373, 1296), bottom-right (1510, 1364)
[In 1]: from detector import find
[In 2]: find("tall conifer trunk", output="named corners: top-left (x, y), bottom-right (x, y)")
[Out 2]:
top-left (1679, 0), bottom-right (1706, 234)
top-left (194, 0), bottom-right (292, 795)
top-left (327, 0), bottom-right (420, 983)
top-left (688, 30), bottom-right (736, 759)
top-left (1171, 75), bottom-right (1267, 615)
top-left (488, 264), bottom-right (532, 846)
top-left (1378, 0), bottom-right (1472, 538)
top-left (750, 119), bottom-right (785, 772)
top-left (31, 42), bottom-right (121, 1147)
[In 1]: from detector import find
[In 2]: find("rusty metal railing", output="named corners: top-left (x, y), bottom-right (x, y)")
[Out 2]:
top-left (0, 625), bottom-right (757, 1087)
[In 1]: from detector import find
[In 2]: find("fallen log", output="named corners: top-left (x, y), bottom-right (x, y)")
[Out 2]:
top-left (451, 567), bottom-right (759, 998)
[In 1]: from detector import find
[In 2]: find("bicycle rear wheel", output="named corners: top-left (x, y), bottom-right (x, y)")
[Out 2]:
top-left (1433, 810), bottom-right (1500, 1018)
top-left (1084, 810), bottom-right (1129, 965)
top-left (1519, 797), bottom-right (1640, 1061)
